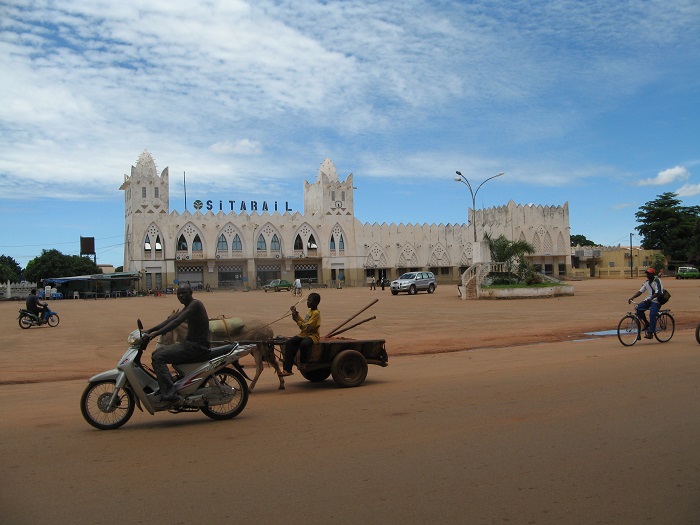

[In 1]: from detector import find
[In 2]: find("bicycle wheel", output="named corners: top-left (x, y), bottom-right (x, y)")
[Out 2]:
top-left (617, 314), bottom-right (640, 346)
top-left (654, 312), bottom-right (675, 343)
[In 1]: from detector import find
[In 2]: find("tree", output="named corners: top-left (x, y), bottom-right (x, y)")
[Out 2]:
top-left (635, 192), bottom-right (700, 262)
top-left (485, 234), bottom-right (536, 283)
top-left (23, 249), bottom-right (102, 283)
top-left (0, 255), bottom-right (22, 282)
top-left (570, 234), bottom-right (596, 247)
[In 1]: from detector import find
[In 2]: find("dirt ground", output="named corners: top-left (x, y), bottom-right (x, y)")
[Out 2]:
top-left (1, 278), bottom-right (700, 524)
top-left (1, 278), bottom-right (698, 384)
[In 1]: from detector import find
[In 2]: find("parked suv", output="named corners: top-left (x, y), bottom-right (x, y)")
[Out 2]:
top-left (676, 266), bottom-right (699, 279)
top-left (390, 272), bottom-right (436, 295)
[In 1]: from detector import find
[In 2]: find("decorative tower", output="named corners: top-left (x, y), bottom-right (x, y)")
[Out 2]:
top-left (303, 158), bottom-right (354, 217)
top-left (119, 150), bottom-right (170, 269)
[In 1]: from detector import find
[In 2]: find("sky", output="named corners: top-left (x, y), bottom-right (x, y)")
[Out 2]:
top-left (1, 0), bottom-right (699, 270)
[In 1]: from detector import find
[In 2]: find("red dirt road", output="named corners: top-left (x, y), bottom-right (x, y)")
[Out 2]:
top-left (1, 279), bottom-right (699, 523)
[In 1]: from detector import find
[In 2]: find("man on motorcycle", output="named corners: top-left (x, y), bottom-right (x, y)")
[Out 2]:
top-left (141, 283), bottom-right (210, 403)
top-left (26, 289), bottom-right (48, 322)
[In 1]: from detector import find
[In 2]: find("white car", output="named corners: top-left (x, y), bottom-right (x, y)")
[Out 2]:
top-left (390, 272), bottom-right (437, 295)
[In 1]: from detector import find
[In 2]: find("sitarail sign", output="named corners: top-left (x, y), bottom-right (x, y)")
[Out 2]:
top-left (193, 199), bottom-right (293, 213)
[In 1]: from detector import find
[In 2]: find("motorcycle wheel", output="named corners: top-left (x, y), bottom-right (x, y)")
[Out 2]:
top-left (80, 380), bottom-right (135, 430)
top-left (47, 314), bottom-right (60, 327)
top-left (18, 315), bottom-right (33, 329)
top-left (201, 368), bottom-right (249, 420)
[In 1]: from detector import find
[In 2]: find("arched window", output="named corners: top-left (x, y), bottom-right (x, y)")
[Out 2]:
top-left (339, 234), bottom-right (345, 250)
top-left (257, 235), bottom-right (266, 250)
top-left (330, 235), bottom-right (336, 250)
top-left (154, 235), bottom-right (162, 251)
top-left (192, 235), bottom-right (202, 251)
top-left (232, 234), bottom-right (242, 251)
top-left (144, 235), bottom-right (152, 252)
top-left (271, 234), bottom-right (281, 251)
top-left (177, 235), bottom-right (188, 251)
top-left (294, 234), bottom-right (303, 250)
top-left (217, 234), bottom-right (228, 251)
top-left (307, 234), bottom-right (317, 249)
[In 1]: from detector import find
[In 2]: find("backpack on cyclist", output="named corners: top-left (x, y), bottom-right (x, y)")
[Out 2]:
top-left (656, 277), bottom-right (671, 305)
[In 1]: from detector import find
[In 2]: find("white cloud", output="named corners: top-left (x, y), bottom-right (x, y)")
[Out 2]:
top-left (637, 166), bottom-right (690, 186)
top-left (676, 183), bottom-right (700, 197)
top-left (210, 140), bottom-right (263, 155)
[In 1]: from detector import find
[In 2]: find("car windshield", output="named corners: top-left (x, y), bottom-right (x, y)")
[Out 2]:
top-left (399, 273), bottom-right (416, 279)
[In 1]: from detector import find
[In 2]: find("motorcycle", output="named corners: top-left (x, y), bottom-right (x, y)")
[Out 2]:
top-left (80, 320), bottom-right (252, 430)
top-left (18, 304), bottom-right (60, 329)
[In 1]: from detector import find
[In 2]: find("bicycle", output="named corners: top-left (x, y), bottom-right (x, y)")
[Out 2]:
top-left (617, 300), bottom-right (675, 346)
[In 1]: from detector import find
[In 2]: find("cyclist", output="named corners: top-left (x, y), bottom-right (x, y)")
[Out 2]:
top-left (628, 268), bottom-right (663, 339)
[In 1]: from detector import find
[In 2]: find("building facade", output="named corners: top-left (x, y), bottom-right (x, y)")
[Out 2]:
top-left (120, 151), bottom-right (571, 290)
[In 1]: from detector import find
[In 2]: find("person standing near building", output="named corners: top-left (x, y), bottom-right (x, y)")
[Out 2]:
top-left (370, 277), bottom-right (376, 290)
top-left (280, 293), bottom-right (321, 376)
top-left (628, 268), bottom-right (663, 339)
top-left (293, 277), bottom-right (302, 297)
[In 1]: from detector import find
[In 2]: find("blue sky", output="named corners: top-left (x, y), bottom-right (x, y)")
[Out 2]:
top-left (1, 0), bottom-right (699, 269)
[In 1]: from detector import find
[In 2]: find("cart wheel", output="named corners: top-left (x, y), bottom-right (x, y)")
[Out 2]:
top-left (331, 350), bottom-right (368, 388)
top-left (300, 368), bottom-right (331, 382)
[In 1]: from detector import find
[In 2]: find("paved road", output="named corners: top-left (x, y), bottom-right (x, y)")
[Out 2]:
top-left (2, 330), bottom-right (699, 524)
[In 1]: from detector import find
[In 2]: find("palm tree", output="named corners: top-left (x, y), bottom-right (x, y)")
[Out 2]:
top-left (485, 233), bottom-right (535, 279)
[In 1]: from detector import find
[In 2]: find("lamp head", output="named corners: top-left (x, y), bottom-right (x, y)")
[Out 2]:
top-left (455, 171), bottom-right (462, 176)
top-left (453, 177), bottom-right (461, 182)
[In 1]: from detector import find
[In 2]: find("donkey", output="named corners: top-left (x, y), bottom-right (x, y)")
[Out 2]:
top-left (157, 310), bottom-right (286, 390)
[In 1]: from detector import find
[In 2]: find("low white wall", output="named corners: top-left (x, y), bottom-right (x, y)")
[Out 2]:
top-left (479, 285), bottom-right (574, 299)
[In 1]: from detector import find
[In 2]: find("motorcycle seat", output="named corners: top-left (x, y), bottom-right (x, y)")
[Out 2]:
top-left (176, 343), bottom-right (237, 365)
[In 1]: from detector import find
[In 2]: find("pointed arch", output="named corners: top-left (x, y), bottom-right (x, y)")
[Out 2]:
top-left (459, 242), bottom-right (474, 266)
top-left (556, 231), bottom-right (565, 254)
top-left (365, 243), bottom-right (389, 268)
top-left (532, 232), bottom-right (542, 253)
top-left (293, 222), bottom-right (321, 257)
top-left (396, 244), bottom-right (419, 268)
top-left (543, 231), bottom-right (553, 254)
top-left (329, 223), bottom-right (347, 256)
top-left (176, 222), bottom-right (205, 259)
top-left (428, 242), bottom-right (451, 267)
top-left (217, 234), bottom-right (228, 252)
top-left (144, 223), bottom-right (164, 260)
top-left (216, 223), bottom-right (245, 258)
top-left (257, 223), bottom-right (283, 256)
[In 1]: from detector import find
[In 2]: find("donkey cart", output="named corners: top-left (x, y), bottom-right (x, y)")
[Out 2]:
top-left (274, 336), bottom-right (388, 388)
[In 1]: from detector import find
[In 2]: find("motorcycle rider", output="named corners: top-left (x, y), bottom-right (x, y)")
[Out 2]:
top-left (26, 289), bottom-right (49, 323)
top-left (141, 283), bottom-right (210, 403)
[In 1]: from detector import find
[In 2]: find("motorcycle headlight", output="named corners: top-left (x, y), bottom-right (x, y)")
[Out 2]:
top-left (127, 329), bottom-right (142, 345)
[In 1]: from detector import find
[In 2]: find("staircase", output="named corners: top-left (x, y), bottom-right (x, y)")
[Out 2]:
top-left (459, 262), bottom-right (508, 300)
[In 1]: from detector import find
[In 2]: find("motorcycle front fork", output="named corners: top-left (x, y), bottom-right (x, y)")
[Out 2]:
top-left (107, 374), bottom-right (129, 409)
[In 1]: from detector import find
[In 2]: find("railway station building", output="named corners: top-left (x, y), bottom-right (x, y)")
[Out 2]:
top-left (120, 151), bottom-right (571, 291)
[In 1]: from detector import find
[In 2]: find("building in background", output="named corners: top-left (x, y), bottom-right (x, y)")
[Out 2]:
top-left (120, 151), bottom-right (571, 290)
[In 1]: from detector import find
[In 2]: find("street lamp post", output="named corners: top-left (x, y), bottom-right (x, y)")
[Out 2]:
top-left (453, 171), bottom-right (505, 242)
